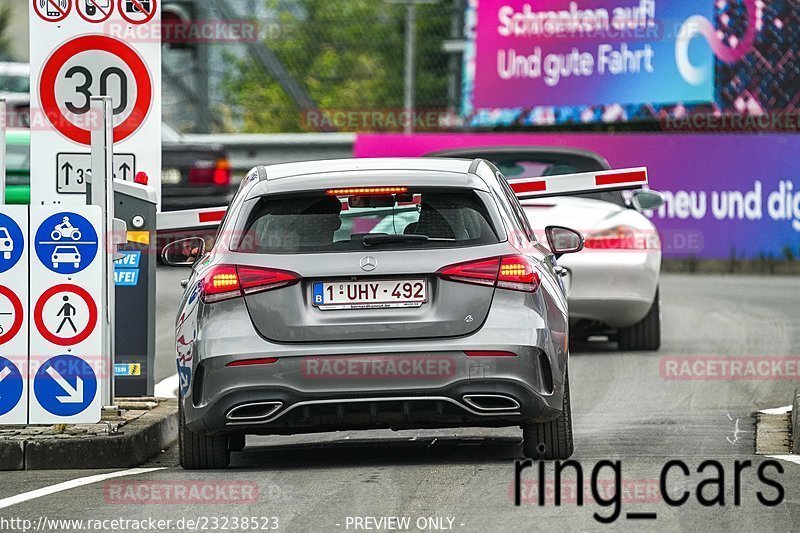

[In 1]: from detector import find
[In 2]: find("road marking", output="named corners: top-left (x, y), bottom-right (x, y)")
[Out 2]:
top-left (0, 467), bottom-right (164, 510)
top-left (155, 373), bottom-right (178, 398)
top-left (767, 455), bottom-right (800, 466)
top-left (759, 405), bottom-right (792, 415)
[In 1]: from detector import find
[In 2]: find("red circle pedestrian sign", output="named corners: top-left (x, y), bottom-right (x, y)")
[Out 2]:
top-left (34, 284), bottom-right (98, 346)
top-left (118, 0), bottom-right (157, 25)
top-left (0, 286), bottom-right (24, 346)
top-left (33, 0), bottom-right (72, 23)
top-left (39, 35), bottom-right (153, 145)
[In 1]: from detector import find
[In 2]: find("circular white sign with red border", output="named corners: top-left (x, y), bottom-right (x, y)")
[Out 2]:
top-left (33, 0), bottom-right (72, 23)
top-left (117, 0), bottom-right (158, 25)
top-left (0, 286), bottom-right (24, 346)
top-left (39, 35), bottom-right (153, 145)
top-left (34, 284), bottom-right (98, 346)
top-left (77, 0), bottom-right (115, 24)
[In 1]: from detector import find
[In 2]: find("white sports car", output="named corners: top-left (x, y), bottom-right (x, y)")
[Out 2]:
top-left (431, 147), bottom-right (663, 351)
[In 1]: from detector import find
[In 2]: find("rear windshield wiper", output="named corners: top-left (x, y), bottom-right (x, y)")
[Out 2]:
top-left (362, 234), bottom-right (430, 247)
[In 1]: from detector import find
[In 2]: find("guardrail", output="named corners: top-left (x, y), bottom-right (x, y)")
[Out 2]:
top-left (180, 133), bottom-right (356, 176)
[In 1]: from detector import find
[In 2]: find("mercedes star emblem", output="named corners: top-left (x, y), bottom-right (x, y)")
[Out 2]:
top-left (360, 256), bottom-right (378, 272)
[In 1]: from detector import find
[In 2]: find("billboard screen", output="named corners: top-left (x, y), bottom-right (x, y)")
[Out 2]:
top-left (462, 0), bottom-right (780, 127)
top-left (354, 133), bottom-right (800, 260)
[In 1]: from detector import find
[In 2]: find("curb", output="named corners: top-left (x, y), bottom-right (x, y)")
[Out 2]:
top-left (793, 388), bottom-right (800, 455)
top-left (0, 400), bottom-right (177, 471)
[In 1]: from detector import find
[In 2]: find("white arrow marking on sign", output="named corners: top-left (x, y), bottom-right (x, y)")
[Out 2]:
top-left (46, 366), bottom-right (84, 404)
top-left (0, 367), bottom-right (10, 386)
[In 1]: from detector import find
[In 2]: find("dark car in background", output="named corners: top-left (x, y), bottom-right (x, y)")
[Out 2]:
top-left (161, 122), bottom-right (235, 211)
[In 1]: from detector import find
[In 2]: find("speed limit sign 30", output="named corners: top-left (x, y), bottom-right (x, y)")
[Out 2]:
top-left (40, 35), bottom-right (153, 145)
top-left (29, 0), bottom-right (161, 205)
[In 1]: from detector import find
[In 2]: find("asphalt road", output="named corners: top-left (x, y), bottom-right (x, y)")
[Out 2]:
top-left (1, 273), bottom-right (798, 532)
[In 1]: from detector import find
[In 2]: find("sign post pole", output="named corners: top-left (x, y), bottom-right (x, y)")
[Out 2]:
top-left (90, 96), bottom-right (115, 407)
top-left (0, 98), bottom-right (6, 205)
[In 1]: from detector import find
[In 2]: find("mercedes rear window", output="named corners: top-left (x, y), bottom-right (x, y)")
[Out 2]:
top-left (234, 188), bottom-right (500, 254)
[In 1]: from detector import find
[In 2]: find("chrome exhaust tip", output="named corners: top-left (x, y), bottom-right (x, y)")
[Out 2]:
top-left (226, 401), bottom-right (283, 422)
top-left (462, 394), bottom-right (520, 412)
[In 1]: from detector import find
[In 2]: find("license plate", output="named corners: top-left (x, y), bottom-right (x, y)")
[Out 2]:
top-left (312, 280), bottom-right (427, 310)
top-left (161, 168), bottom-right (182, 185)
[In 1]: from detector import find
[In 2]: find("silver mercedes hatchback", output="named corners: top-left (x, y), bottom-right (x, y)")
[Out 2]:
top-left (166, 158), bottom-right (584, 469)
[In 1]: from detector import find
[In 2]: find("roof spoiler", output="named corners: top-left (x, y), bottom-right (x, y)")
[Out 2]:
top-left (510, 167), bottom-right (649, 200)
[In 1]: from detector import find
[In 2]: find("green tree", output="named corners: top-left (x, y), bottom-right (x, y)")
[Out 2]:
top-left (222, 0), bottom-right (453, 133)
top-left (0, 4), bottom-right (12, 59)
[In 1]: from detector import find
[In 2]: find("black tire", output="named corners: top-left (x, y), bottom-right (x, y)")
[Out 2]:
top-left (618, 289), bottom-right (661, 351)
top-left (178, 401), bottom-right (230, 469)
top-left (522, 369), bottom-right (574, 460)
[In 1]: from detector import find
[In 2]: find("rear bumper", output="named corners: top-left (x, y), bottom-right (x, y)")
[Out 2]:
top-left (184, 377), bottom-right (559, 436)
top-left (181, 281), bottom-right (569, 435)
top-left (560, 249), bottom-right (660, 327)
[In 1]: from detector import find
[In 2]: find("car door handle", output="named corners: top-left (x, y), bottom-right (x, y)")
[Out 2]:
top-left (554, 266), bottom-right (568, 278)
top-left (181, 279), bottom-right (189, 289)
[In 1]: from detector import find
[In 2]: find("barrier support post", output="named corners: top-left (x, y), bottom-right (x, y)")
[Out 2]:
top-left (90, 96), bottom-right (116, 408)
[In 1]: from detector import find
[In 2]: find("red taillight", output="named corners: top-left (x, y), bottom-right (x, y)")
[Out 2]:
top-left (437, 255), bottom-right (540, 293)
top-left (465, 351), bottom-right (518, 357)
top-left (326, 187), bottom-right (408, 196)
top-left (226, 357), bottom-right (279, 367)
top-left (585, 225), bottom-right (660, 250)
top-left (134, 171), bottom-right (149, 185)
top-left (201, 265), bottom-right (300, 303)
top-left (213, 158), bottom-right (232, 186)
top-left (437, 257), bottom-right (500, 287)
top-left (189, 158), bottom-right (231, 186)
top-left (497, 255), bottom-right (541, 293)
top-left (238, 265), bottom-right (298, 295)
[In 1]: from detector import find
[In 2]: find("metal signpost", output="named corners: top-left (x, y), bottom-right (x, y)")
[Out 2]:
top-left (29, 0), bottom-right (162, 207)
top-left (90, 97), bottom-right (117, 407)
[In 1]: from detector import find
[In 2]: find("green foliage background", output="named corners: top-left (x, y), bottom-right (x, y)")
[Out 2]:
top-left (222, 0), bottom-right (454, 133)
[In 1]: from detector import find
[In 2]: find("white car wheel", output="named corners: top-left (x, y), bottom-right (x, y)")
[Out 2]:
top-left (618, 289), bottom-right (661, 351)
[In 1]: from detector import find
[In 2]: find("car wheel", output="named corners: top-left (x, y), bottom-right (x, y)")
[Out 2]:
top-left (522, 368), bottom-right (574, 460)
top-left (618, 289), bottom-right (661, 351)
top-left (178, 400), bottom-right (230, 469)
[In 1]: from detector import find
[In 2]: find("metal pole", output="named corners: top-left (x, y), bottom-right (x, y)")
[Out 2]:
top-left (90, 97), bottom-right (116, 407)
top-left (404, 0), bottom-right (417, 134)
top-left (0, 98), bottom-right (6, 205)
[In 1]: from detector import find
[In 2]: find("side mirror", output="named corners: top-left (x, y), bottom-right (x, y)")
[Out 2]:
top-left (162, 237), bottom-right (206, 267)
top-left (545, 226), bottom-right (584, 258)
top-left (630, 189), bottom-right (664, 212)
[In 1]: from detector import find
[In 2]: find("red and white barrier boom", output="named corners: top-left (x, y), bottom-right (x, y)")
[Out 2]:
top-left (155, 167), bottom-right (648, 233)
top-left (509, 167), bottom-right (649, 200)
top-left (157, 207), bottom-right (228, 232)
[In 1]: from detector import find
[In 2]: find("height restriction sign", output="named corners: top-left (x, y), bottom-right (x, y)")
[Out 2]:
top-left (29, 0), bottom-right (161, 206)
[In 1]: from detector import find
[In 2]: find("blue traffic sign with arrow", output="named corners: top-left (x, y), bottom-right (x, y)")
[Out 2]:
top-left (0, 357), bottom-right (23, 417)
top-left (34, 212), bottom-right (99, 275)
top-left (33, 354), bottom-right (97, 417)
